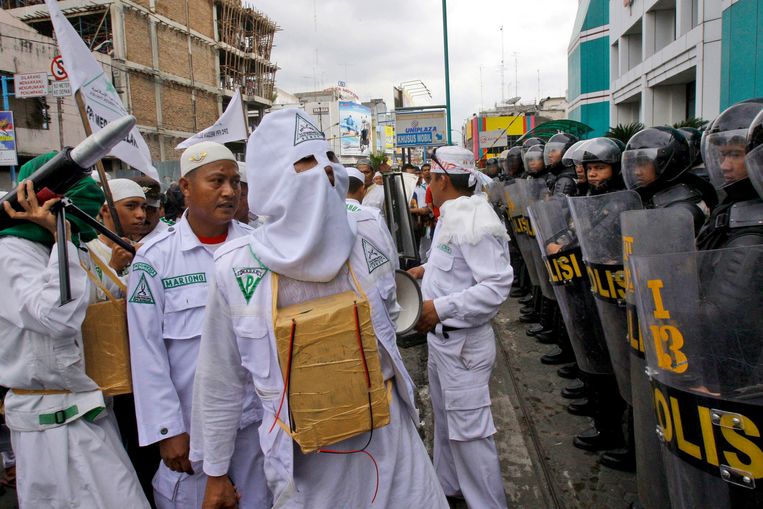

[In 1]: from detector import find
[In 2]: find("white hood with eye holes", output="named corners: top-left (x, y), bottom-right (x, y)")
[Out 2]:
top-left (245, 108), bottom-right (355, 282)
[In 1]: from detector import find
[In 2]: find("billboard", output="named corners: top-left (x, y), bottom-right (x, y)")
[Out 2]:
top-left (0, 112), bottom-right (18, 166)
top-left (339, 101), bottom-right (372, 156)
top-left (395, 110), bottom-right (447, 147)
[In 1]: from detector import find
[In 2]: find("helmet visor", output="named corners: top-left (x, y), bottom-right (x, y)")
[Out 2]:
top-left (705, 129), bottom-right (749, 189)
top-left (622, 148), bottom-right (661, 190)
top-left (746, 144), bottom-right (763, 200)
top-left (523, 149), bottom-right (545, 174)
top-left (543, 142), bottom-right (567, 167)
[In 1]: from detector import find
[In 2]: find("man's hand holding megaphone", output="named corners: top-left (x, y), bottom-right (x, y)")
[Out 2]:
top-left (407, 265), bottom-right (440, 333)
top-left (3, 180), bottom-right (70, 241)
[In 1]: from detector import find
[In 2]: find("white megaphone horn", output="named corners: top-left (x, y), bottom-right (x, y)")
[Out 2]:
top-left (394, 269), bottom-right (423, 336)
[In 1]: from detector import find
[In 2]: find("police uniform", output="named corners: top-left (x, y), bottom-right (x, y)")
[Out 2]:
top-left (127, 219), bottom-right (268, 506)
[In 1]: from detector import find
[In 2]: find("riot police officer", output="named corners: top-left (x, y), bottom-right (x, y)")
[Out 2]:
top-left (503, 146), bottom-right (532, 299)
top-left (544, 133), bottom-right (580, 196)
top-left (622, 126), bottom-right (717, 232)
top-left (582, 137), bottom-right (626, 195)
top-left (697, 98), bottom-right (763, 249)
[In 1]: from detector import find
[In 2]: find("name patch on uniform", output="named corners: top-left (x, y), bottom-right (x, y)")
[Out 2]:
top-left (129, 273), bottom-right (155, 304)
top-left (132, 262), bottom-right (157, 277)
top-left (234, 267), bottom-right (268, 304)
top-left (346, 203), bottom-right (361, 213)
top-left (437, 243), bottom-right (452, 255)
top-left (161, 272), bottom-right (207, 289)
top-left (361, 238), bottom-right (389, 274)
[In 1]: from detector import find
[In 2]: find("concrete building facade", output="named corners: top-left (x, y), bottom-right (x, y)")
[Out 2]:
top-left (2, 0), bottom-right (277, 169)
top-left (567, 0), bottom-right (611, 137)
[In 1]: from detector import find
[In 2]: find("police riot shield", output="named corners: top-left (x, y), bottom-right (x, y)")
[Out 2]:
top-left (527, 196), bottom-right (612, 374)
top-left (631, 245), bottom-right (763, 509)
top-left (382, 172), bottom-right (418, 263)
top-left (505, 180), bottom-right (539, 286)
top-left (521, 178), bottom-right (555, 300)
top-left (621, 208), bottom-right (696, 509)
top-left (567, 190), bottom-right (643, 404)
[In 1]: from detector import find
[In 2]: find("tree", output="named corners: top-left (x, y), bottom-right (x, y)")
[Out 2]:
top-left (368, 151), bottom-right (388, 172)
top-left (671, 117), bottom-right (709, 129)
top-left (605, 122), bottom-right (645, 145)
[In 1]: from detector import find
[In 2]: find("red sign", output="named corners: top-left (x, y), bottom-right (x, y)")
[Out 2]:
top-left (51, 55), bottom-right (68, 81)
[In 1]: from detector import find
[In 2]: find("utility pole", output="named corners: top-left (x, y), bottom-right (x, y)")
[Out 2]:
top-left (441, 0), bottom-right (452, 145)
top-left (500, 25), bottom-right (505, 104)
top-left (479, 65), bottom-right (484, 112)
top-left (513, 52), bottom-right (519, 98)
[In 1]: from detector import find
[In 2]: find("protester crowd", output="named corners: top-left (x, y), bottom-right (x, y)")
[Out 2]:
top-left (1, 97), bottom-right (762, 509)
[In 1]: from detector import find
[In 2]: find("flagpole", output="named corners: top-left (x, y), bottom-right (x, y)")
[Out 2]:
top-left (239, 88), bottom-right (249, 136)
top-left (75, 90), bottom-right (125, 237)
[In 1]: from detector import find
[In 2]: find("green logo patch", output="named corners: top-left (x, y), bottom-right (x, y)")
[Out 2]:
top-left (361, 238), bottom-right (389, 274)
top-left (346, 203), bottom-right (361, 213)
top-left (129, 273), bottom-right (155, 304)
top-left (233, 267), bottom-right (268, 304)
top-left (161, 272), bottom-right (207, 289)
top-left (437, 243), bottom-right (452, 255)
top-left (132, 262), bottom-right (157, 277)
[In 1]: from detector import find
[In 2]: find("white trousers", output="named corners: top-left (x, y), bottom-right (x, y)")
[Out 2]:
top-left (154, 421), bottom-right (270, 509)
top-left (427, 325), bottom-right (508, 509)
top-left (11, 412), bottom-right (149, 509)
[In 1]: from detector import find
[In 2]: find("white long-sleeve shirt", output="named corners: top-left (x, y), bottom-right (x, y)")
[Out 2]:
top-left (126, 216), bottom-right (261, 447)
top-left (191, 232), bottom-right (419, 501)
top-left (422, 220), bottom-right (513, 329)
top-left (0, 237), bottom-right (105, 431)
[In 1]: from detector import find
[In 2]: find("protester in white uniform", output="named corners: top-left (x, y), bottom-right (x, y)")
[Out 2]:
top-left (191, 109), bottom-right (448, 509)
top-left (86, 178), bottom-right (146, 285)
top-left (362, 171), bottom-right (385, 211)
top-left (345, 166), bottom-right (398, 268)
top-left (127, 142), bottom-right (269, 509)
top-left (0, 153), bottom-right (149, 508)
top-left (408, 145), bottom-right (512, 509)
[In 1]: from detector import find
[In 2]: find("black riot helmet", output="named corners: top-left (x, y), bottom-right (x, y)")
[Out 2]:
top-left (622, 127), bottom-right (691, 190)
top-left (746, 108), bottom-right (763, 200)
top-left (543, 132), bottom-right (579, 167)
top-left (703, 98), bottom-right (763, 190)
top-left (521, 137), bottom-right (545, 158)
top-left (678, 127), bottom-right (702, 166)
top-left (504, 146), bottom-right (524, 176)
top-left (484, 157), bottom-right (499, 177)
top-left (581, 137), bottom-right (624, 191)
top-left (581, 137), bottom-right (623, 166)
top-left (561, 139), bottom-right (589, 167)
top-left (523, 142), bottom-right (546, 175)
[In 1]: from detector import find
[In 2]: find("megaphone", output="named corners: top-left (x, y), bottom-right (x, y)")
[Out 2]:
top-left (0, 115), bottom-right (136, 231)
top-left (394, 269), bottom-right (422, 335)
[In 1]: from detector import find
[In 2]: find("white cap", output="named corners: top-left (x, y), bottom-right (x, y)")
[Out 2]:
top-left (108, 178), bottom-right (146, 203)
top-left (430, 145), bottom-right (491, 187)
top-left (237, 161), bottom-right (248, 184)
top-left (373, 171), bottom-right (382, 179)
top-left (180, 141), bottom-right (237, 177)
top-left (346, 167), bottom-right (365, 182)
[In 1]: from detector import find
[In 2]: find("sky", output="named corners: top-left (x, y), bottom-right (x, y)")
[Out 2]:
top-left (249, 0), bottom-right (579, 140)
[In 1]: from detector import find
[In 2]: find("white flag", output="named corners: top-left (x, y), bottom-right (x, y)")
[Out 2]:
top-left (45, 0), bottom-right (160, 182)
top-left (175, 88), bottom-right (248, 150)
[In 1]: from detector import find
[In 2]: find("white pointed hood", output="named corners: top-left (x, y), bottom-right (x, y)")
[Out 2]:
top-left (245, 108), bottom-right (355, 282)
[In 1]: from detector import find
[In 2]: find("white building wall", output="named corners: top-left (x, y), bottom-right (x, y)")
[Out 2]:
top-left (608, 0), bottom-right (723, 127)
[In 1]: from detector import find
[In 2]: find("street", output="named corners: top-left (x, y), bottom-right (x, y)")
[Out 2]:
top-left (401, 297), bottom-right (638, 509)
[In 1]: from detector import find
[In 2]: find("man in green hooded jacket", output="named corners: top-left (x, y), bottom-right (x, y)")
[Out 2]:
top-left (0, 153), bottom-right (149, 508)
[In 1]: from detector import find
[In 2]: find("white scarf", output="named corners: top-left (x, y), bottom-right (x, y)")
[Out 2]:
top-left (245, 109), bottom-right (355, 282)
top-left (437, 194), bottom-right (509, 245)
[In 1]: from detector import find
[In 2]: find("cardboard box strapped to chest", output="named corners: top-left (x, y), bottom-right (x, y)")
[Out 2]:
top-left (80, 254), bottom-right (133, 396)
top-left (272, 270), bottom-right (390, 453)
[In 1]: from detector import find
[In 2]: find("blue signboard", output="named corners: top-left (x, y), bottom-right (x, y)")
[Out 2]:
top-left (0, 111), bottom-right (18, 166)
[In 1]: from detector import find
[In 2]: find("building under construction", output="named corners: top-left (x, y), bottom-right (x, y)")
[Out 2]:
top-left (2, 0), bottom-right (278, 164)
